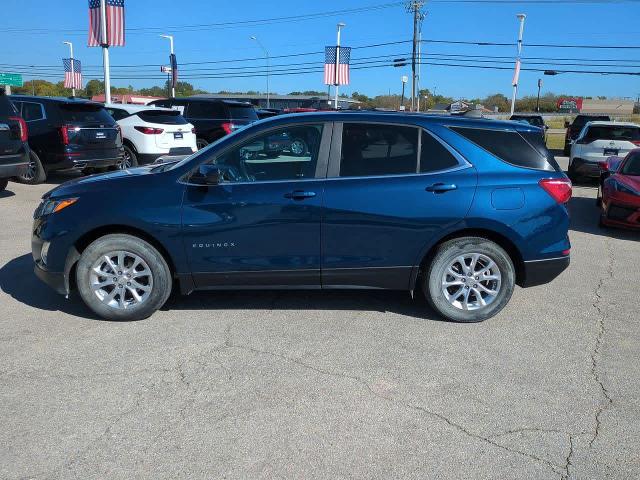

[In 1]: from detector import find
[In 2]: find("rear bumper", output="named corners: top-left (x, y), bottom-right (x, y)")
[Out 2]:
top-left (520, 256), bottom-right (570, 288)
top-left (0, 151), bottom-right (29, 178)
top-left (571, 158), bottom-right (601, 178)
top-left (46, 151), bottom-right (124, 171)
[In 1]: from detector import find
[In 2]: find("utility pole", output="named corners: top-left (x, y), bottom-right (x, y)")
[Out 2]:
top-left (334, 22), bottom-right (346, 110)
top-left (63, 41), bottom-right (76, 98)
top-left (536, 78), bottom-right (543, 112)
top-left (250, 36), bottom-right (270, 109)
top-left (160, 35), bottom-right (175, 98)
top-left (510, 13), bottom-right (526, 116)
top-left (408, 1), bottom-right (424, 112)
top-left (100, 0), bottom-right (111, 104)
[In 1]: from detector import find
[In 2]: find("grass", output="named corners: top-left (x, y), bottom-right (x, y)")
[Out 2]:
top-left (546, 133), bottom-right (565, 152)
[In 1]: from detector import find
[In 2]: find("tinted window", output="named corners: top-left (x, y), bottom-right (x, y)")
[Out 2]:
top-left (340, 123), bottom-right (418, 177)
top-left (227, 104), bottom-right (259, 121)
top-left (452, 127), bottom-right (555, 172)
top-left (573, 115), bottom-right (609, 129)
top-left (21, 102), bottom-right (45, 122)
top-left (59, 104), bottom-right (114, 124)
top-left (3, 98), bottom-right (19, 117)
top-left (621, 153), bottom-right (640, 176)
top-left (187, 101), bottom-right (225, 118)
top-left (420, 130), bottom-right (460, 172)
top-left (137, 110), bottom-right (188, 125)
top-left (520, 131), bottom-right (561, 172)
top-left (511, 116), bottom-right (544, 128)
top-left (205, 124), bottom-right (323, 182)
top-left (105, 108), bottom-right (130, 121)
top-left (584, 126), bottom-right (640, 142)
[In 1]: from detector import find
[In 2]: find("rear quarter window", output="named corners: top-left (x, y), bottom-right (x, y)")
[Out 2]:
top-left (451, 126), bottom-right (559, 172)
top-left (1, 95), bottom-right (19, 117)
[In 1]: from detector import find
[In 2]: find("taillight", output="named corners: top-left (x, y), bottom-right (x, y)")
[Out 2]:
top-left (134, 126), bottom-right (164, 135)
top-left (539, 178), bottom-right (572, 204)
top-left (60, 125), bottom-right (71, 145)
top-left (221, 122), bottom-right (236, 135)
top-left (191, 127), bottom-right (196, 134)
top-left (8, 116), bottom-right (28, 142)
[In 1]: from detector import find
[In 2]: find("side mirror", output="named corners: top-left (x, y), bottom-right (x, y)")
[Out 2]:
top-left (192, 164), bottom-right (223, 185)
top-left (564, 121), bottom-right (570, 128)
top-left (544, 125), bottom-right (549, 130)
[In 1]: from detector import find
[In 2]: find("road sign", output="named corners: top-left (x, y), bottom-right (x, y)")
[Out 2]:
top-left (0, 73), bottom-right (23, 87)
top-left (160, 66), bottom-right (173, 73)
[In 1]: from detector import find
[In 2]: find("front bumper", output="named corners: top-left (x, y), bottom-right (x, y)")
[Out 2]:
top-left (34, 261), bottom-right (68, 295)
top-left (520, 255), bottom-right (570, 288)
top-left (602, 200), bottom-right (640, 229)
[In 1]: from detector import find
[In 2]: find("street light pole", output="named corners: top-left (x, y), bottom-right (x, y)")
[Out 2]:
top-left (510, 13), bottom-right (526, 116)
top-left (63, 41), bottom-right (75, 98)
top-left (334, 23), bottom-right (346, 110)
top-left (100, 0), bottom-right (111, 104)
top-left (250, 36), bottom-right (270, 109)
top-left (160, 34), bottom-right (175, 98)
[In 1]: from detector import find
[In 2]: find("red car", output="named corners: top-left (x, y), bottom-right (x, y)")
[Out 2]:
top-left (597, 150), bottom-right (640, 229)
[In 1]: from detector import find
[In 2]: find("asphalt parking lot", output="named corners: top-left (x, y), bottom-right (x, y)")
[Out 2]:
top-left (1, 157), bottom-right (638, 480)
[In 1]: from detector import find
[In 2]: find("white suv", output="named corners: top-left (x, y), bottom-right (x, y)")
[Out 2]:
top-left (105, 104), bottom-right (197, 167)
top-left (569, 121), bottom-right (640, 180)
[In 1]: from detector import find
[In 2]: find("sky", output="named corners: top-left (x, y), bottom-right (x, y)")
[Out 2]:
top-left (1, 0), bottom-right (639, 100)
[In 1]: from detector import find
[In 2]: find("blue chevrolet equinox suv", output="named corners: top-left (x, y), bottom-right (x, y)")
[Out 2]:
top-left (32, 112), bottom-right (571, 322)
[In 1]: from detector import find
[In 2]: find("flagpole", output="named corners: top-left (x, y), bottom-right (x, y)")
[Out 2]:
top-left (334, 23), bottom-right (345, 110)
top-left (510, 13), bottom-right (526, 116)
top-left (64, 41), bottom-right (75, 98)
top-left (100, 0), bottom-right (112, 104)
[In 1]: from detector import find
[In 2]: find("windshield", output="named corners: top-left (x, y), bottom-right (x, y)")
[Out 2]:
top-left (621, 154), bottom-right (640, 176)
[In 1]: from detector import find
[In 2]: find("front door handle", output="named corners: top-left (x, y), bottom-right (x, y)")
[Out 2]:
top-left (284, 190), bottom-right (317, 200)
top-left (426, 183), bottom-right (457, 193)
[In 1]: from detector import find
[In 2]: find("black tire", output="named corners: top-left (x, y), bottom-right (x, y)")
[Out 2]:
top-left (15, 150), bottom-right (46, 185)
top-left (196, 138), bottom-right (209, 150)
top-left (0, 178), bottom-right (7, 191)
top-left (595, 186), bottom-right (602, 207)
top-left (567, 161), bottom-right (581, 184)
top-left (423, 237), bottom-right (516, 323)
top-left (75, 234), bottom-right (172, 321)
top-left (563, 145), bottom-right (570, 156)
top-left (119, 145), bottom-right (139, 169)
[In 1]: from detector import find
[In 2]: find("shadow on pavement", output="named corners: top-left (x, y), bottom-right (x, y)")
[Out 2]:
top-left (1, 253), bottom-right (445, 322)
top-left (0, 254), bottom-right (98, 319)
top-left (569, 195), bottom-right (639, 241)
top-left (0, 189), bottom-right (16, 199)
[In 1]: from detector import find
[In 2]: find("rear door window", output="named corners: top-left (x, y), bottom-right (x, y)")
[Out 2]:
top-left (451, 126), bottom-right (557, 171)
top-left (59, 104), bottom-right (115, 124)
top-left (340, 123), bottom-right (418, 177)
top-left (420, 130), bottom-right (460, 173)
top-left (137, 110), bottom-right (188, 125)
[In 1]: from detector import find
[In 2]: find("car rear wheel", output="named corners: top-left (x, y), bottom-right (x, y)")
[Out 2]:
top-left (423, 237), bottom-right (516, 323)
top-left (118, 145), bottom-right (138, 169)
top-left (289, 138), bottom-right (308, 157)
top-left (196, 138), bottom-right (209, 150)
top-left (15, 150), bottom-right (46, 185)
top-left (76, 234), bottom-right (172, 321)
top-left (0, 178), bottom-right (7, 191)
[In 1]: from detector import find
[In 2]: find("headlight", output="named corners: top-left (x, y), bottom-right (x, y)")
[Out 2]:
top-left (34, 198), bottom-right (78, 218)
top-left (613, 181), bottom-right (639, 196)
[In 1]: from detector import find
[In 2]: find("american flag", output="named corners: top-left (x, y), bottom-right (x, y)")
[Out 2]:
top-left (324, 46), bottom-right (351, 86)
top-left (63, 58), bottom-right (83, 89)
top-left (88, 0), bottom-right (125, 47)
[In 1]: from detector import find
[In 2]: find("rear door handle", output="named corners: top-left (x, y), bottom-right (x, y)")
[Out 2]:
top-left (426, 183), bottom-right (457, 193)
top-left (284, 190), bottom-right (317, 200)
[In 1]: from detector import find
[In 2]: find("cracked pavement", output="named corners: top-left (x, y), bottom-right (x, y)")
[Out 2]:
top-left (1, 157), bottom-right (638, 479)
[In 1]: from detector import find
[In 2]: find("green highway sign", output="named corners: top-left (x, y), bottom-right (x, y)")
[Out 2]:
top-left (0, 73), bottom-right (23, 87)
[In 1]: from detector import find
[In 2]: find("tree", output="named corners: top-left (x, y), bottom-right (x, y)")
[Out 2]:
top-left (84, 79), bottom-right (104, 98)
top-left (483, 93), bottom-right (510, 113)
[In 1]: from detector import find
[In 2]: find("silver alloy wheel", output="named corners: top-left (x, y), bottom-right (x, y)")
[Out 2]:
top-left (290, 139), bottom-right (306, 156)
top-left (89, 251), bottom-right (153, 310)
top-left (441, 253), bottom-right (502, 311)
top-left (118, 151), bottom-right (132, 170)
top-left (23, 157), bottom-right (37, 181)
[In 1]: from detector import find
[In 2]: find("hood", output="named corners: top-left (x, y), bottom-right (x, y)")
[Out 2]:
top-left (43, 166), bottom-right (158, 199)
top-left (617, 173), bottom-right (640, 192)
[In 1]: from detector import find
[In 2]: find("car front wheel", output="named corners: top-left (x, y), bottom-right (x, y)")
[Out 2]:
top-left (423, 237), bottom-right (516, 323)
top-left (75, 234), bottom-right (172, 321)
